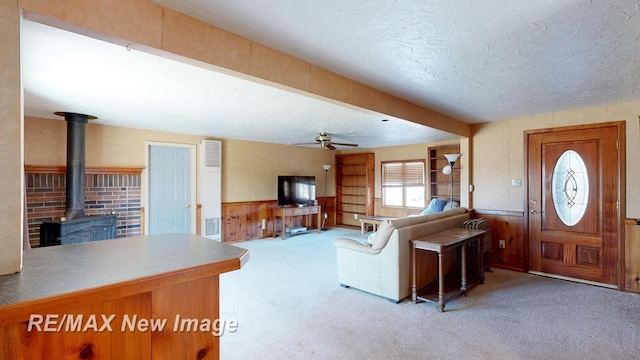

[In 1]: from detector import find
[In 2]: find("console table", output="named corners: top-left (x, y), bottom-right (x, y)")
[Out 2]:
top-left (411, 228), bottom-right (485, 312)
top-left (273, 205), bottom-right (321, 239)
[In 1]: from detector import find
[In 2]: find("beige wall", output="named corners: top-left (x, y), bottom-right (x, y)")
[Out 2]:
top-left (26, 116), bottom-right (467, 210)
top-left (342, 139), bottom-right (462, 201)
top-left (27, 103), bottom-right (640, 218)
top-left (472, 101), bottom-right (640, 218)
top-left (25, 117), bottom-right (335, 204)
top-left (223, 139), bottom-right (334, 203)
top-left (26, 117), bottom-right (208, 167)
top-left (0, 0), bottom-right (23, 275)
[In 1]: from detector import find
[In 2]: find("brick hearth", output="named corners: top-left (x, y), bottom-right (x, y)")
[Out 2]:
top-left (25, 168), bottom-right (142, 248)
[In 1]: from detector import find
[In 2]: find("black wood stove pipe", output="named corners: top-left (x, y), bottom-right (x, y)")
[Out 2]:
top-left (55, 112), bottom-right (97, 221)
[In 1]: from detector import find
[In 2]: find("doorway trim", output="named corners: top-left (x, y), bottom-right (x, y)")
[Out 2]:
top-left (143, 141), bottom-right (197, 235)
top-left (523, 121), bottom-right (626, 289)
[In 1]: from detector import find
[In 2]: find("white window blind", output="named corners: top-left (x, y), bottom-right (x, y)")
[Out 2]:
top-left (382, 161), bottom-right (425, 208)
top-left (382, 162), bottom-right (425, 186)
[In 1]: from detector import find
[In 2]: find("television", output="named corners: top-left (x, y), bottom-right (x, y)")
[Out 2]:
top-left (277, 176), bottom-right (316, 207)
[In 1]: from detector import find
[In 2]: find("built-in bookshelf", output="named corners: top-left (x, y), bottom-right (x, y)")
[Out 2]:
top-left (428, 145), bottom-right (460, 202)
top-left (335, 153), bottom-right (374, 227)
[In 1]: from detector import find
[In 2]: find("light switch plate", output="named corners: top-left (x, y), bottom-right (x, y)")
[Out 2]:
top-left (511, 178), bottom-right (522, 187)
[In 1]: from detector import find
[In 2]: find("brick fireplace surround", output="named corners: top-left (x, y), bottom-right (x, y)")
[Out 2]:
top-left (25, 166), bottom-right (143, 248)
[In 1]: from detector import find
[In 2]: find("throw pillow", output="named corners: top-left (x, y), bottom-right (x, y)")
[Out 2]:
top-left (434, 199), bottom-right (448, 212)
top-left (420, 198), bottom-right (439, 215)
top-left (371, 220), bottom-right (395, 251)
top-left (443, 201), bottom-right (460, 211)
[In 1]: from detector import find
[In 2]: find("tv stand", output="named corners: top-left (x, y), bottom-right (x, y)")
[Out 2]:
top-left (273, 205), bottom-right (321, 239)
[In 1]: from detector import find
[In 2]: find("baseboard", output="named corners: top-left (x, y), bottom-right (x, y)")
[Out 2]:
top-left (528, 271), bottom-right (618, 289)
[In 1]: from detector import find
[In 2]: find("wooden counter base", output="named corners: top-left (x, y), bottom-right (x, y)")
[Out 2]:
top-left (0, 234), bottom-right (248, 359)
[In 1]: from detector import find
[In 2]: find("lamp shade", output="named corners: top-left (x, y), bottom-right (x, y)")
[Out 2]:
top-left (444, 154), bottom-right (461, 165)
top-left (322, 164), bottom-right (331, 171)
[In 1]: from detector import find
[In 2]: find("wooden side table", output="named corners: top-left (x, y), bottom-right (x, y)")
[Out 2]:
top-left (359, 215), bottom-right (396, 233)
top-left (411, 228), bottom-right (485, 312)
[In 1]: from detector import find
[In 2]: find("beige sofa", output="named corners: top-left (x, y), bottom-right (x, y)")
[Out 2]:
top-left (333, 207), bottom-right (470, 302)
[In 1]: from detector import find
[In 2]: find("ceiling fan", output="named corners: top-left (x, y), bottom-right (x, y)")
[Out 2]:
top-left (295, 132), bottom-right (359, 150)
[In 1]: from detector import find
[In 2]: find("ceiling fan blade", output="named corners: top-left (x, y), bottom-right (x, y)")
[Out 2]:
top-left (295, 132), bottom-right (356, 150)
top-left (329, 142), bottom-right (358, 147)
top-left (292, 142), bottom-right (321, 146)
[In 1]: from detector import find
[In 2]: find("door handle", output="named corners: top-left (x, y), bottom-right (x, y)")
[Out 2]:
top-left (530, 209), bottom-right (540, 214)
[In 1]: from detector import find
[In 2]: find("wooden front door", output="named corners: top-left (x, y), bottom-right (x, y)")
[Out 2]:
top-left (526, 123), bottom-right (624, 287)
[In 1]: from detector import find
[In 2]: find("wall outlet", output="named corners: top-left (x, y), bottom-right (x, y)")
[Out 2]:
top-left (353, 213), bottom-right (358, 220)
top-left (499, 239), bottom-right (506, 249)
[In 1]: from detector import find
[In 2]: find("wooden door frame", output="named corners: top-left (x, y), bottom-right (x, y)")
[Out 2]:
top-left (523, 121), bottom-right (626, 289)
top-left (144, 141), bottom-right (197, 235)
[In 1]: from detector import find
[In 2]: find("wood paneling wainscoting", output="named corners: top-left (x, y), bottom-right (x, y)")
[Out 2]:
top-left (222, 201), bottom-right (275, 242)
top-left (625, 219), bottom-right (640, 293)
top-left (221, 197), bottom-right (335, 243)
top-left (369, 205), bottom-right (528, 271)
top-left (372, 205), bottom-right (527, 271)
top-left (472, 209), bottom-right (526, 271)
top-left (463, 214), bottom-right (640, 293)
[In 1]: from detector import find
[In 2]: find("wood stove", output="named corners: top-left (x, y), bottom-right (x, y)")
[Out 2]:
top-left (39, 112), bottom-right (117, 246)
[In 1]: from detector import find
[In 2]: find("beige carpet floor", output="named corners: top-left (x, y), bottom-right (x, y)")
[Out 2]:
top-left (219, 228), bottom-right (640, 360)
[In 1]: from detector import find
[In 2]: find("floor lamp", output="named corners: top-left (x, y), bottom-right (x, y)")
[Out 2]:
top-left (321, 164), bottom-right (331, 229)
top-left (442, 154), bottom-right (461, 206)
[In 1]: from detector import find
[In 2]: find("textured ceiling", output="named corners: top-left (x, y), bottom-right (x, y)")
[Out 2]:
top-left (22, 20), bottom-right (455, 149)
top-left (155, 0), bottom-right (640, 123)
top-left (22, 1), bottom-right (640, 149)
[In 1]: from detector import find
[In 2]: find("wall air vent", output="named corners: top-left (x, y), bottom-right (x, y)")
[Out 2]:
top-left (205, 217), bottom-right (221, 236)
top-left (200, 140), bottom-right (222, 241)
top-left (203, 140), bottom-right (221, 169)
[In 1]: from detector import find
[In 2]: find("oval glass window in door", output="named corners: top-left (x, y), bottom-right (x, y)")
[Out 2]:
top-left (552, 150), bottom-right (589, 226)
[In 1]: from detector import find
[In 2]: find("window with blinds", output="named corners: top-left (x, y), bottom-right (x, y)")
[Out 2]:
top-left (382, 160), bottom-right (426, 208)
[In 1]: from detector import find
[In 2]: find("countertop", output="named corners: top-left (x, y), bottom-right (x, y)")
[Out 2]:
top-left (0, 233), bottom-right (248, 324)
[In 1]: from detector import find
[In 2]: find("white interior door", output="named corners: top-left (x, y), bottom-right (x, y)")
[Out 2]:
top-left (147, 144), bottom-right (195, 234)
